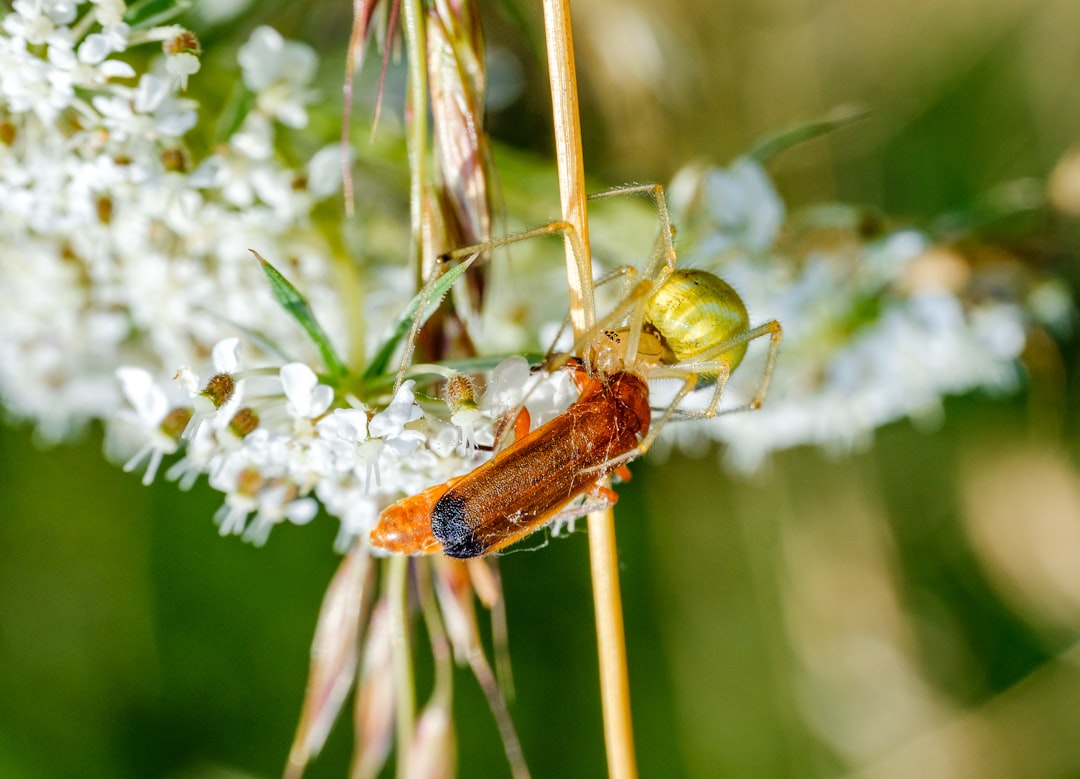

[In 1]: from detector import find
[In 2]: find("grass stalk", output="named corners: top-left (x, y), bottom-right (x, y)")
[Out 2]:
top-left (587, 504), bottom-right (639, 779)
top-left (402, 0), bottom-right (429, 286)
top-left (541, 2), bottom-right (638, 776)
top-left (541, 0), bottom-right (594, 337)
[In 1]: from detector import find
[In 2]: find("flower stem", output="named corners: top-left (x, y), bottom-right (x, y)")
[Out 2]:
top-left (386, 555), bottom-right (415, 779)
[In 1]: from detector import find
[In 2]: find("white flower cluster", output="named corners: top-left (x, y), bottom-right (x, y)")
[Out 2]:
top-left (0, 3), bottom-right (345, 441)
top-left (663, 158), bottom-right (1030, 471)
top-left (115, 340), bottom-right (577, 548)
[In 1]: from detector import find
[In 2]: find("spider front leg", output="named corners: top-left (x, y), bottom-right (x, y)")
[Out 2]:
top-left (588, 183), bottom-right (679, 366)
top-left (587, 182), bottom-right (678, 282)
top-left (443, 218), bottom-right (597, 331)
top-left (393, 218), bottom-right (593, 391)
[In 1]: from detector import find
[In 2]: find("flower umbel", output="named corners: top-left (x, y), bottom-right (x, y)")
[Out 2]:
top-left (0, 9), bottom-right (344, 443)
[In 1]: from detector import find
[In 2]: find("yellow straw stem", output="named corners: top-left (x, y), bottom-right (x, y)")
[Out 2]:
top-left (541, 1), bottom-right (638, 776)
top-left (587, 504), bottom-right (639, 779)
top-left (542, 0), bottom-right (594, 337)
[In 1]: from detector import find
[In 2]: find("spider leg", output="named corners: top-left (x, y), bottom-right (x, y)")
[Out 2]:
top-left (588, 183), bottom-right (678, 367)
top-left (677, 319), bottom-right (783, 413)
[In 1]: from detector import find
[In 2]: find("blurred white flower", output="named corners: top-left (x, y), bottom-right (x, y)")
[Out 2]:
top-left (671, 157), bottom-right (785, 256)
top-left (3, 1), bottom-right (77, 45)
top-left (307, 144), bottom-right (345, 199)
top-left (237, 25), bottom-right (317, 128)
top-left (90, 0), bottom-right (125, 28)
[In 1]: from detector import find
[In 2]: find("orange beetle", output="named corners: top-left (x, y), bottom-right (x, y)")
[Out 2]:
top-left (371, 369), bottom-right (648, 558)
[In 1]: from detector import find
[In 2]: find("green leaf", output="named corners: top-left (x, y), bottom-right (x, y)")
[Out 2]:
top-left (362, 256), bottom-right (480, 381)
top-left (747, 106), bottom-right (870, 164)
top-left (123, 0), bottom-right (194, 28)
top-left (251, 250), bottom-right (348, 380)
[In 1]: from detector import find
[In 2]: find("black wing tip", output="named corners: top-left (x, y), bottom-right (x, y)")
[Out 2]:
top-left (443, 536), bottom-right (487, 558)
top-left (432, 493), bottom-right (487, 558)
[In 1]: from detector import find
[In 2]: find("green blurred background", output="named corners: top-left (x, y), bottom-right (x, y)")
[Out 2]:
top-left (3, 0), bottom-right (1080, 776)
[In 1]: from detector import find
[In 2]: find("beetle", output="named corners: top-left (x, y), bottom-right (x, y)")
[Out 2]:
top-left (371, 368), bottom-right (648, 558)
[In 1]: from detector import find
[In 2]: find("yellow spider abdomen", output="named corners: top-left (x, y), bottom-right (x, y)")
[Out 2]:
top-left (645, 269), bottom-right (750, 377)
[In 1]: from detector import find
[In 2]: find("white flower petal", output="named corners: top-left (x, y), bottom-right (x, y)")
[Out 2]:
top-left (307, 144), bottom-right (344, 199)
top-left (98, 59), bottom-right (135, 79)
top-left (238, 26), bottom-right (284, 92)
top-left (281, 362), bottom-right (318, 405)
top-left (78, 33), bottom-right (111, 64)
top-left (211, 338), bottom-right (240, 372)
top-left (287, 497), bottom-right (319, 525)
top-left (117, 367), bottom-right (167, 424)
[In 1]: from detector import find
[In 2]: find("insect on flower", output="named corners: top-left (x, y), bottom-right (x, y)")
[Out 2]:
top-left (373, 363), bottom-right (649, 557)
top-left (371, 184), bottom-right (782, 558)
